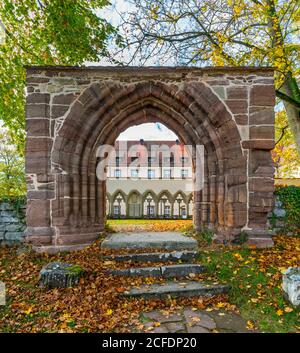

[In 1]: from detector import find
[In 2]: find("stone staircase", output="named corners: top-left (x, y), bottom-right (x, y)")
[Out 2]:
top-left (101, 232), bottom-right (230, 299)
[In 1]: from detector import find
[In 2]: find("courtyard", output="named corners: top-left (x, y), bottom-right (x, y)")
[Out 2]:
top-left (0, 220), bottom-right (299, 333)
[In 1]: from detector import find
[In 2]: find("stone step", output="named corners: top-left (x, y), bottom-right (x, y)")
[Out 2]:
top-left (108, 264), bottom-right (206, 278)
top-left (123, 281), bottom-right (230, 299)
top-left (103, 250), bottom-right (199, 263)
top-left (101, 232), bottom-right (198, 251)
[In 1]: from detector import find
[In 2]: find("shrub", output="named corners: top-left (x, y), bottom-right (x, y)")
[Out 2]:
top-left (275, 185), bottom-right (300, 236)
top-left (0, 195), bottom-right (26, 225)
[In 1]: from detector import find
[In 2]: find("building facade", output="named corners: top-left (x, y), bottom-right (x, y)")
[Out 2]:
top-left (106, 140), bottom-right (193, 219)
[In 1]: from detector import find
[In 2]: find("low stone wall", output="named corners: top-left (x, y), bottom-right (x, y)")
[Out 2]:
top-left (0, 202), bottom-right (26, 245)
top-left (268, 196), bottom-right (287, 234)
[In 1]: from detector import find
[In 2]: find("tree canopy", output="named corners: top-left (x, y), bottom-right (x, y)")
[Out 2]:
top-left (0, 130), bottom-right (26, 197)
top-left (272, 110), bottom-right (300, 178)
top-left (121, 0), bottom-right (300, 151)
top-left (0, 0), bottom-right (121, 151)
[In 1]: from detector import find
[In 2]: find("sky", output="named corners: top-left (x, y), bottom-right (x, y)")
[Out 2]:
top-left (117, 123), bottom-right (179, 141)
top-left (94, 1), bottom-right (178, 141)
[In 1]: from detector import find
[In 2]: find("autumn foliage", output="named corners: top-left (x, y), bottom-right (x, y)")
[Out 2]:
top-left (0, 230), bottom-right (299, 333)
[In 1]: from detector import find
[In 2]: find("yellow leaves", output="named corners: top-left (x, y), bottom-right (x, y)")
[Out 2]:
top-left (145, 326), bottom-right (154, 331)
top-left (23, 306), bottom-right (33, 315)
top-left (276, 309), bottom-right (283, 316)
top-left (103, 261), bottom-right (115, 267)
top-left (106, 309), bottom-right (113, 316)
top-left (233, 6), bottom-right (242, 17)
top-left (59, 322), bottom-right (68, 330)
top-left (1, 231), bottom-right (299, 333)
top-left (279, 267), bottom-right (287, 274)
top-left (216, 32), bottom-right (226, 45)
top-left (191, 316), bottom-right (201, 323)
top-left (108, 219), bottom-right (193, 233)
top-left (233, 253), bottom-right (244, 261)
top-left (59, 313), bottom-right (72, 322)
top-left (145, 277), bottom-right (155, 285)
top-left (150, 5), bottom-right (159, 20)
top-left (247, 320), bottom-right (254, 330)
top-left (227, 0), bottom-right (246, 18)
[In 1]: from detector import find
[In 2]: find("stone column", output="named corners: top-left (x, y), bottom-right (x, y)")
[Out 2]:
top-left (25, 89), bottom-right (55, 246)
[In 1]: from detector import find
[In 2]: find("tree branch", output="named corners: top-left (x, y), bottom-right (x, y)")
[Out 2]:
top-left (276, 90), bottom-right (300, 109)
top-left (275, 124), bottom-right (289, 145)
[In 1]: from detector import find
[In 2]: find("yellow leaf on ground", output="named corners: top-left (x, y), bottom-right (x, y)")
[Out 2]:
top-left (191, 316), bottom-right (201, 322)
top-left (24, 306), bottom-right (33, 315)
top-left (247, 320), bottom-right (254, 329)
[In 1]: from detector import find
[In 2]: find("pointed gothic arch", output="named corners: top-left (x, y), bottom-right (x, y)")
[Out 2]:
top-left (25, 66), bottom-right (275, 251)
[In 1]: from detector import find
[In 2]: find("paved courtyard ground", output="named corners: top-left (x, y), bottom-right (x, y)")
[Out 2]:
top-left (134, 307), bottom-right (255, 333)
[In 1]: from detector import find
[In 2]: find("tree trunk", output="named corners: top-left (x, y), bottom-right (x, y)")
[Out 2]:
top-left (279, 77), bottom-right (300, 155)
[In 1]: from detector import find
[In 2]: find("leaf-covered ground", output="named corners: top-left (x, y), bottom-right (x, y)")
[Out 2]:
top-left (0, 223), bottom-right (299, 333)
top-left (0, 238), bottom-right (226, 333)
top-left (106, 219), bottom-right (193, 232)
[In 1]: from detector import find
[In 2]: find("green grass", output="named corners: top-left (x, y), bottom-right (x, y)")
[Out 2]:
top-left (107, 219), bottom-right (192, 225)
top-left (107, 219), bottom-right (157, 225)
top-left (199, 247), bottom-right (300, 333)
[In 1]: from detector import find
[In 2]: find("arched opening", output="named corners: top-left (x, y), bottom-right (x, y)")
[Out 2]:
top-left (111, 191), bottom-right (126, 218)
top-left (127, 190), bottom-right (142, 218)
top-left (49, 80), bottom-right (244, 246)
top-left (25, 67), bottom-right (276, 250)
top-left (105, 122), bottom-right (194, 221)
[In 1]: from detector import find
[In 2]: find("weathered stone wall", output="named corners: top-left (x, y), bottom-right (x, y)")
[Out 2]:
top-left (25, 66), bottom-right (276, 252)
top-left (0, 202), bottom-right (26, 245)
top-left (268, 196), bottom-right (286, 233)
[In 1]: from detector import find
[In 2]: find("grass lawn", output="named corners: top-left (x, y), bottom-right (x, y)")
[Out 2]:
top-left (198, 235), bottom-right (300, 333)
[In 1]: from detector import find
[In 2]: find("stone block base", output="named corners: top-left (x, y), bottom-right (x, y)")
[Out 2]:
top-left (245, 236), bottom-right (274, 248)
top-left (282, 267), bottom-right (300, 306)
top-left (213, 230), bottom-right (274, 248)
top-left (33, 243), bottom-right (93, 254)
top-left (39, 262), bottom-right (83, 288)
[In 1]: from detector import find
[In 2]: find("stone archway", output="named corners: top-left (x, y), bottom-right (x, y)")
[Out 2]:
top-left (25, 66), bottom-right (275, 252)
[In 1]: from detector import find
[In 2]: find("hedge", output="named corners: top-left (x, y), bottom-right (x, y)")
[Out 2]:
top-left (274, 185), bottom-right (300, 236)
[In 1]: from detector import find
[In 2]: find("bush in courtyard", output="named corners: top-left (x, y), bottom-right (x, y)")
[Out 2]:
top-left (275, 185), bottom-right (300, 236)
top-left (0, 131), bottom-right (26, 198)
